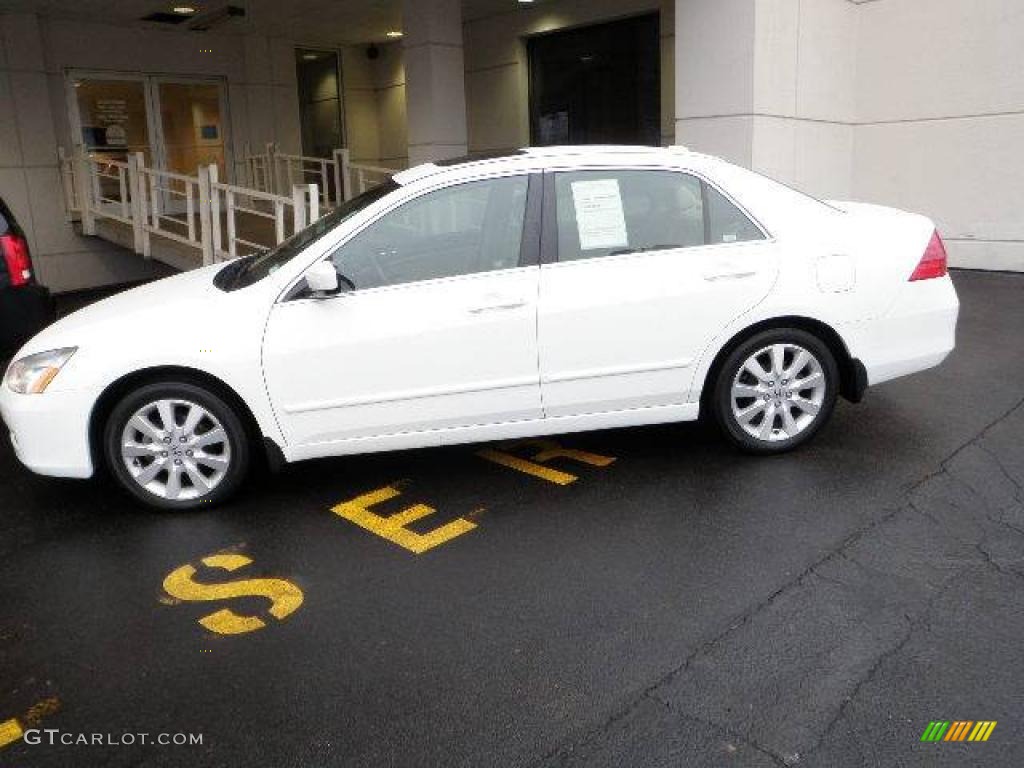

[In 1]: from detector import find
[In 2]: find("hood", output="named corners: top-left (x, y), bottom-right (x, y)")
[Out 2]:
top-left (16, 263), bottom-right (226, 357)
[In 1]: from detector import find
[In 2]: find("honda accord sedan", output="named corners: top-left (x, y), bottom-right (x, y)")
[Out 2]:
top-left (0, 146), bottom-right (958, 509)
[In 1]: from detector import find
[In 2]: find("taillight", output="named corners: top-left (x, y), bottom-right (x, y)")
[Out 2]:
top-left (909, 230), bottom-right (948, 281)
top-left (0, 233), bottom-right (32, 287)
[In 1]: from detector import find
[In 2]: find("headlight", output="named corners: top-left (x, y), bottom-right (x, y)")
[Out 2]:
top-left (4, 347), bottom-right (77, 394)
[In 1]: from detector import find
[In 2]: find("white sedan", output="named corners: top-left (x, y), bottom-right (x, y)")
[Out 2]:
top-left (1, 146), bottom-right (958, 509)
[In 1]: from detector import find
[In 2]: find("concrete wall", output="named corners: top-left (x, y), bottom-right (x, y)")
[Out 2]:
top-left (463, 0), bottom-right (677, 154)
top-left (675, 0), bottom-right (1022, 271)
top-left (342, 42), bottom-right (408, 169)
top-left (0, 11), bottom-right (307, 292)
top-left (0, 13), bottom-right (165, 292)
top-left (675, 0), bottom-right (856, 200)
top-left (852, 0), bottom-right (1024, 271)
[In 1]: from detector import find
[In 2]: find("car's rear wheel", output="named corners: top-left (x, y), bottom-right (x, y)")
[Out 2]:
top-left (103, 381), bottom-right (250, 510)
top-left (713, 328), bottom-right (838, 453)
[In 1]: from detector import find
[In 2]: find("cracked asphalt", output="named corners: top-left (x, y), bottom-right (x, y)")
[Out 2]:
top-left (0, 270), bottom-right (1021, 767)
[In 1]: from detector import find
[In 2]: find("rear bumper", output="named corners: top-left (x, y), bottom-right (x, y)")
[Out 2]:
top-left (0, 285), bottom-right (56, 359)
top-left (840, 275), bottom-right (959, 387)
top-left (0, 385), bottom-right (95, 479)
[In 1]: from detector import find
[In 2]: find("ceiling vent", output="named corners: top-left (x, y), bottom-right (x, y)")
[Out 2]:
top-left (186, 5), bottom-right (246, 31)
top-left (139, 5), bottom-right (245, 31)
top-left (141, 12), bottom-right (189, 24)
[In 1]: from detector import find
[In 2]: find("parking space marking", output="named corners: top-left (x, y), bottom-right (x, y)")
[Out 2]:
top-left (162, 554), bottom-right (305, 636)
top-left (477, 439), bottom-right (616, 485)
top-left (0, 718), bottom-right (23, 749)
top-left (332, 486), bottom-right (477, 554)
top-left (0, 698), bottom-right (61, 750)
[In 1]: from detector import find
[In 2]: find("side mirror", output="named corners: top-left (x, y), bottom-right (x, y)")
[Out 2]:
top-left (305, 261), bottom-right (341, 297)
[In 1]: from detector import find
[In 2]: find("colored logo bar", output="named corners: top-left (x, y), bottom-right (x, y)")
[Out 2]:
top-left (921, 721), bottom-right (997, 742)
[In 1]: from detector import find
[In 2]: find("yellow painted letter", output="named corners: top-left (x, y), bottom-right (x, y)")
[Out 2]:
top-left (332, 486), bottom-right (476, 554)
top-left (478, 439), bottom-right (616, 485)
top-left (162, 553), bottom-right (304, 635)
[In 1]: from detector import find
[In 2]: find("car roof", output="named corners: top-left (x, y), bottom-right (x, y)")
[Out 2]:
top-left (392, 145), bottom-right (716, 187)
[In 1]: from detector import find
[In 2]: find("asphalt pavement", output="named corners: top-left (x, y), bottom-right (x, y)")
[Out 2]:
top-left (0, 270), bottom-right (1021, 767)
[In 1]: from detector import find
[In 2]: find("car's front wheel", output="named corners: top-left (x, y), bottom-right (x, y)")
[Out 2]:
top-left (104, 381), bottom-right (250, 510)
top-left (713, 328), bottom-right (838, 453)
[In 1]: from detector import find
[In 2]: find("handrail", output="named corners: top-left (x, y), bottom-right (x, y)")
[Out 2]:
top-left (57, 147), bottom-right (79, 220)
top-left (234, 144), bottom-right (403, 207)
top-left (347, 161), bottom-right (395, 175)
top-left (209, 166), bottom-right (317, 263)
top-left (343, 156), bottom-right (395, 199)
top-left (136, 156), bottom-right (204, 257)
top-left (63, 146), bottom-right (322, 268)
top-left (85, 154), bottom-right (133, 226)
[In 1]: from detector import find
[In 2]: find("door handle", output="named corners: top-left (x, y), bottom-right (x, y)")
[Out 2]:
top-left (468, 300), bottom-right (527, 314)
top-left (703, 265), bottom-right (757, 281)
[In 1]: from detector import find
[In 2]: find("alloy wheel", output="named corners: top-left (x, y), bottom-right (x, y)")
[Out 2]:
top-left (730, 343), bottom-right (827, 443)
top-left (120, 398), bottom-right (232, 501)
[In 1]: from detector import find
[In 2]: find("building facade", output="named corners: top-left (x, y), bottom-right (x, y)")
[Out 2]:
top-left (0, 0), bottom-right (1021, 293)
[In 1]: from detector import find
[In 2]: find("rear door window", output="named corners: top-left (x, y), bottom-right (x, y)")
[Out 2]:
top-left (552, 170), bottom-right (763, 262)
top-left (705, 183), bottom-right (765, 244)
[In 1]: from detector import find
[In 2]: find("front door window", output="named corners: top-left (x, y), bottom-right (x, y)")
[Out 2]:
top-left (328, 175), bottom-right (530, 290)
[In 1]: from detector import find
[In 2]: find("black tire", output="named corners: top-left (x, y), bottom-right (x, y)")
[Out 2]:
top-left (713, 328), bottom-right (839, 454)
top-left (103, 381), bottom-right (251, 510)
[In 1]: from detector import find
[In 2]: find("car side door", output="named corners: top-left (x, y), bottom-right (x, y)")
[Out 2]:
top-left (537, 167), bottom-right (779, 418)
top-left (262, 173), bottom-right (543, 452)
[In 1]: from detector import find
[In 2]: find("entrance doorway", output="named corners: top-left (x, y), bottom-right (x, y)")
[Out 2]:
top-left (69, 72), bottom-right (230, 181)
top-left (295, 48), bottom-right (344, 159)
top-left (527, 14), bottom-right (660, 147)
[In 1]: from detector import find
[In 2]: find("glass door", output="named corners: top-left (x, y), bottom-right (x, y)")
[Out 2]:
top-left (72, 75), bottom-right (152, 162)
top-left (151, 79), bottom-right (229, 213)
top-left (70, 74), bottom-right (153, 215)
top-left (152, 79), bottom-right (228, 178)
top-left (68, 72), bottom-right (231, 215)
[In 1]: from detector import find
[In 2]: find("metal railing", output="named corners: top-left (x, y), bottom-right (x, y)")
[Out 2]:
top-left (61, 145), bottom-right (322, 267)
top-left (86, 156), bottom-right (134, 225)
top-left (209, 165), bottom-right (317, 261)
top-left (232, 143), bottom-right (275, 196)
top-left (344, 156), bottom-right (395, 199)
top-left (136, 157), bottom-right (205, 258)
top-left (57, 147), bottom-right (79, 221)
top-left (232, 144), bottom-right (400, 206)
top-left (274, 149), bottom-right (337, 211)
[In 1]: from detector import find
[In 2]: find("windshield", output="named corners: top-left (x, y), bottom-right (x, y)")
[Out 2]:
top-left (215, 180), bottom-right (399, 291)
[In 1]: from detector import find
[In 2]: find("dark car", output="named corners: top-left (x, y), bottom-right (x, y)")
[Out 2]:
top-left (0, 197), bottom-right (55, 359)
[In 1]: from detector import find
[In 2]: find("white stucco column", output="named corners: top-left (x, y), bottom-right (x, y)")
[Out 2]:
top-left (402, 0), bottom-right (468, 165)
top-left (674, 0), bottom-right (857, 199)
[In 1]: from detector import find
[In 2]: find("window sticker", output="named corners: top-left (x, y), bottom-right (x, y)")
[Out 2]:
top-left (571, 179), bottom-right (629, 250)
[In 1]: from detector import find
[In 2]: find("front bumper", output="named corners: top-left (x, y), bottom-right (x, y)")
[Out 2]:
top-left (0, 385), bottom-right (95, 479)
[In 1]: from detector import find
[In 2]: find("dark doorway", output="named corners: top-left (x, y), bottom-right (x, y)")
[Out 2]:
top-left (295, 48), bottom-right (344, 158)
top-left (528, 14), bottom-right (660, 147)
